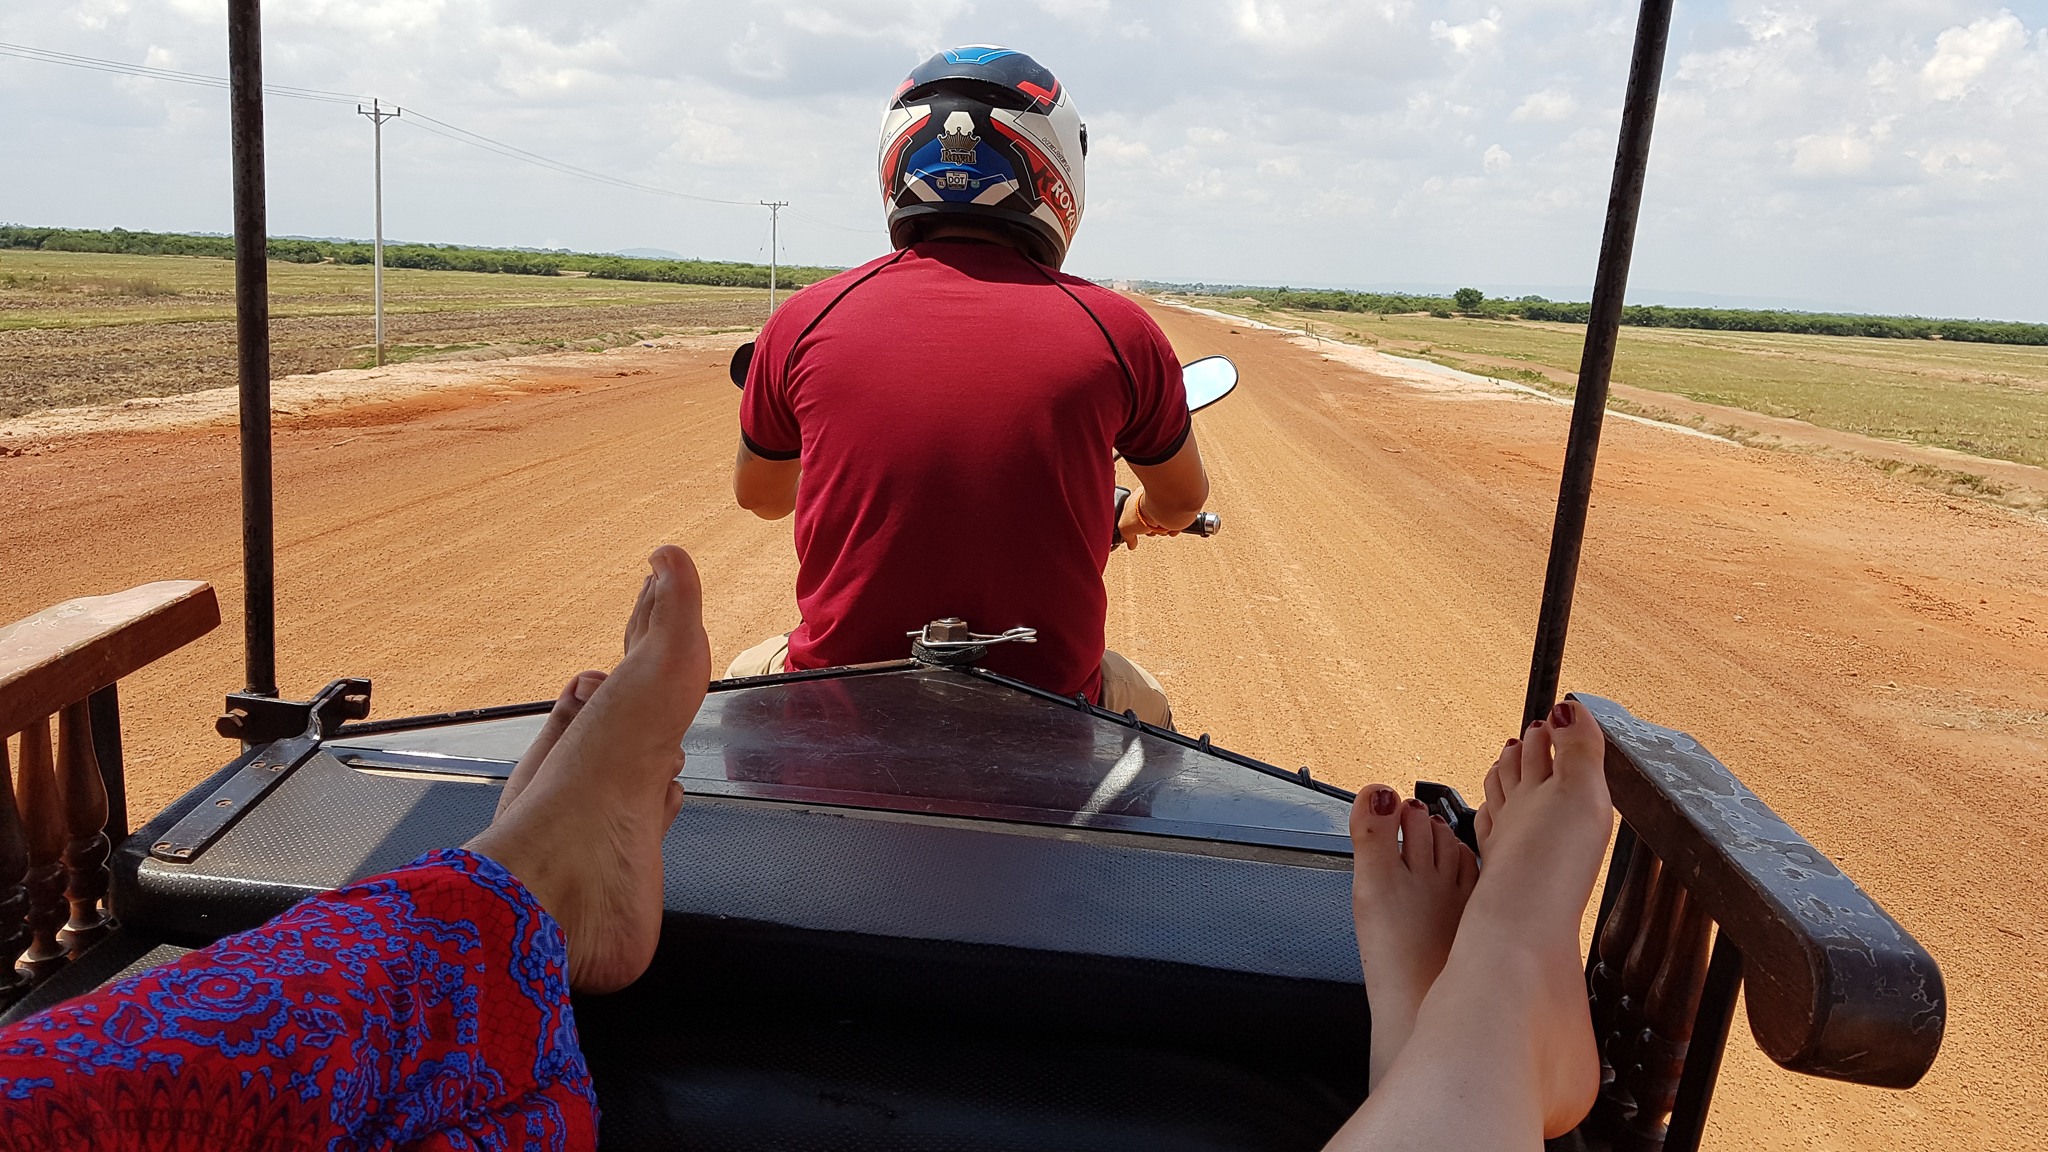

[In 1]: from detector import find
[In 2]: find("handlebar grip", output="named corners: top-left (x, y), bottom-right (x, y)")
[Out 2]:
top-left (1112, 487), bottom-right (1221, 544)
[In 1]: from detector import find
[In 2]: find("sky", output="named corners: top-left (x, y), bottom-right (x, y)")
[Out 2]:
top-left (2, 1), bottom-right (2044, 320)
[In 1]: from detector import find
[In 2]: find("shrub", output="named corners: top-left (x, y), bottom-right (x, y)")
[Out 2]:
top-left (1453, 287), bottom-right (1484, 310)
top-left (1164, 283), bottom-right (2048, 347)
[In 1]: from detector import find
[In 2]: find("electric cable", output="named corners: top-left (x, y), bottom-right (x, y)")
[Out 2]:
top-left (1, 40), bottom-right (880, 234)
top-left (0, 41), bottom-right (367, 105)
top-left (398, 111), bottom-right (756, 208)
top-left (784, 206), bottom-right (887, 236)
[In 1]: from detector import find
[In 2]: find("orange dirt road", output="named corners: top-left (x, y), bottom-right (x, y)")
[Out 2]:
top-left (3, 302), bottom-right (2044, 1149)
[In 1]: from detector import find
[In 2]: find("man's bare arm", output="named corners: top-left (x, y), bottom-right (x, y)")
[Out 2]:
top-left (734, 440), bottom-right (801, 520)
top-left (1120, 433), bottom-right (1210, 550)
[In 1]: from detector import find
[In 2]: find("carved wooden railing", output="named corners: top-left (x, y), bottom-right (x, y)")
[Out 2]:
top-left (0, 582), bottom-right (220, 1009)
top-left (1566, 694), bottom-right (1945, 1152)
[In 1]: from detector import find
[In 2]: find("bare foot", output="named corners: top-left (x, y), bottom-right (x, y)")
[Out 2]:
top-left (1322, 702), bottom-right (1613, 1150)
top-left (1450, 700), bottom-right (1613, 1138)
top-left (494, 670), bottom-right (607, 820)
top-left (1351, 785), bottom-right (1478, 1091)
top-left (466, 546), bottom-right (713, 993)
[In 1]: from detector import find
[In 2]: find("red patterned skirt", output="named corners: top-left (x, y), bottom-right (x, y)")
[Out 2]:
top-left (0, 849), bottom-right (598, 1151)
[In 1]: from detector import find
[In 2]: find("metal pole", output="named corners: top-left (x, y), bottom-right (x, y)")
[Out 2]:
top-left (760, 200), bottom-right (787, 311)
top-left (1519, 0), bottom-right (1674, 730)
top-left (228, 0), bottom-right (276, 699)
top-left (357, 99), bottom-right (400, 366)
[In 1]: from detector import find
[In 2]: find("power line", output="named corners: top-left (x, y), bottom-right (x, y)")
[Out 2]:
top-left (0, 39), bottom-right (886, 233)
top-left (0, 40), bottom-right (365, 105)
top-left (398, 111), bottom-right (757, 208)
top-left (784, 205), bottom-right (886, 235)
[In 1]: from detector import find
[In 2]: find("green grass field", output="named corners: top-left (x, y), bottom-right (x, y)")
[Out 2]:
top-left (1, 250), bottom-right (779, 418)
top-left (1175, 298), bottom-right (2048, 472)
top-left (0, 249), bottom-right (764, 332)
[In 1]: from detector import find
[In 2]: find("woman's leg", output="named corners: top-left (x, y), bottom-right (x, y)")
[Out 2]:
top-left (0, 545), bottom-right (713, 1151)
top-left (1326, 701), bottom-right (1613, 1151)
top-left (1348, 785), bottom-right (1478, 1091)
top-left (0, 850), bottom-right (596, 1152)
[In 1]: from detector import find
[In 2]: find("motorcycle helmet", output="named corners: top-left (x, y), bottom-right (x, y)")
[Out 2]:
top-left (877, 45), bottom-right (1088, 268)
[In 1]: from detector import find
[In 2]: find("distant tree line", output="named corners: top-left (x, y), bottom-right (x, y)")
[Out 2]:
top-left (1138, 281), bottom-right (2048, 347)
top-left (0, 225), bottom-right (837, 291)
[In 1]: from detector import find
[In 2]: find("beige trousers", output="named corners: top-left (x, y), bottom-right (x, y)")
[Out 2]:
top-left (724, 633), bottom-right (1175, 730)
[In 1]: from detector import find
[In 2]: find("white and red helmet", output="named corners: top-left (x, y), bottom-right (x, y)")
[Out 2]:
top-left (877, 46), bottom-right (1088, 268)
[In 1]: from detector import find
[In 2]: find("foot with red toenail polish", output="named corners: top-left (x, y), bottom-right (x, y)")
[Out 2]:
top-left (1349, 784), bottom-right (1479, 1090)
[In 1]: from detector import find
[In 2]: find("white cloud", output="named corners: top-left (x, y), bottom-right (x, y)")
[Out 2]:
top-left (1912, 138), bottom-right (2013, 182)
top-left (1787, 130), bottom-right (1875, 177)
top-left (1429, 7), bottom-right (1503, 55)
top-left (1037, 0), bottom-right (1114, 26)
top-left (1921, 13), bottom-right (2026, 100)
top-left (0, 0), bottom-right (2043, 318)
top-left (726, 23), bottom-right (788, 81)
top-left (1510, 87), bottom-right (1578, 122)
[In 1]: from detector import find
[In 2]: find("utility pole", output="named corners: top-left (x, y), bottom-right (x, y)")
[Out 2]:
top-left (760, 200), bottom-right (788, 312)
top-left (357, 98), bottom-right (401, 365)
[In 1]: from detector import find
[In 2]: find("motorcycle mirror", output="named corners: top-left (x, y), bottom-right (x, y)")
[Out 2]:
top-left (1182, 355), bottom-right (1238, 413)
top-left (729, 341), bottom-right (755, 388)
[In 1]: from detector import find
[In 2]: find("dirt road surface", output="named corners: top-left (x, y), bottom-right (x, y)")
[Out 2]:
top-left (4, 302), bottom-right (2043, 1148)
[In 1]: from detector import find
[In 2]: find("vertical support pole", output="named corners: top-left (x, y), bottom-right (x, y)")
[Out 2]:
top-left (1588, 819), bottom-right (1640, 960)
top-left (56, 702), bottom-right (112, 957)
top-left (760, 200), bottom-right (788, 312)
top-left (0, 736), bottom-right (33, 1008)
top-left (1520, 0), bottom-right (1675, 730)
top-left (229, 0), bottom-right (277, 700)
top-left (1662, 933), bottom-right (1744, 1152)
top-left (88, 684), bottom-right (126, 845)
top-left (358, 99), bottom-right (401, 365)
top-left (1590, 833), bottom-right (1657, 1040)
top-left (15, 719), bottom-right (68, 982)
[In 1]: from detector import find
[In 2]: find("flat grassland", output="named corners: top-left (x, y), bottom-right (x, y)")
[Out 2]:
top-left (1177, 298), bottom-right (2048, 472)
top-left (0, 249), bottom-right (775, 417)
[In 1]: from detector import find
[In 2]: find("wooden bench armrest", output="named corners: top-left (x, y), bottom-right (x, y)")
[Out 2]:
top-left (1575, 692), bottom-right (1945, 1089)
top-left (0, 582), bottom-right (221, 739)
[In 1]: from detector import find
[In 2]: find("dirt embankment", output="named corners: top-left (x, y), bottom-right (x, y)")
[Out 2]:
top-left (1, 303), bottom-right (2043, 1150)
top-left (0, 298), bottom-right (767, 419)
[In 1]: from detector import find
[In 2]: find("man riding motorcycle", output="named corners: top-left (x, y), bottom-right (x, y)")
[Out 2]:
top-left (728, 45), bottom-right (1209, 728)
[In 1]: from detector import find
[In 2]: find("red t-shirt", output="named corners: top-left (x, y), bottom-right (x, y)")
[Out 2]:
top-left (740, 240), bottom-right (1189, 700)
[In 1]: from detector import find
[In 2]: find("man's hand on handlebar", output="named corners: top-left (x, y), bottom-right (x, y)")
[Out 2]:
top-left (1120, 433), bottom-right (1211, 551)
top-left (1118, 489), bottom-right (1191, 550)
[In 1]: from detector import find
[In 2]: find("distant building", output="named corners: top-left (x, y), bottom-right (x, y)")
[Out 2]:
top-left (1111, 280), bottom-right (1134, 292)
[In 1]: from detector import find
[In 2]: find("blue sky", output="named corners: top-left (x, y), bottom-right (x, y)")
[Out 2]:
top-left (3, 1), bottom-right (2044, 319)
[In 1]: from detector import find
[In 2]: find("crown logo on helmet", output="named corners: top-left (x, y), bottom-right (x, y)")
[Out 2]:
top-left (938, 124), bottom-right (981, 165)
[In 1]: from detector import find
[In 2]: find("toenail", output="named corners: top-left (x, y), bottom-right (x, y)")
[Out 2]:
top-left (1504, 737), bottom-right (1520, 749)
top-left (1430, 814), bottom-right (1446, 825)
top-left (1369, 787), bottom-right (1397, 815)
top-left (1406, 798), bottom-right (1427, 812)
top-left (1549, 701), bottom-right (1575, 728)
